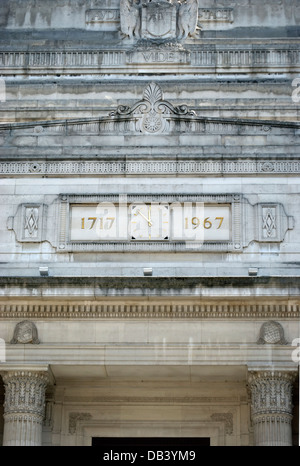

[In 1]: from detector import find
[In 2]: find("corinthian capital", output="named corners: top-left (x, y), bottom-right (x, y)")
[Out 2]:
top-left (2, 370), bottom-right (49, 419)
top-left (248, 370), bottom-right (296, 416)
top-left (247, 370), bottom-right (297, 446)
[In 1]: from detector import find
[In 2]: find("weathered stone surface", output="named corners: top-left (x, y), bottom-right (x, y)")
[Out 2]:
top-left (0, 0), bottom-right (299, 447)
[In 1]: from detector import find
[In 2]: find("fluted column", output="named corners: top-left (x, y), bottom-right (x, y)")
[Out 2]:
top-left (248, 371), bottom-right (296, 446)
top-left (2, 370), bottom-right (49, 446)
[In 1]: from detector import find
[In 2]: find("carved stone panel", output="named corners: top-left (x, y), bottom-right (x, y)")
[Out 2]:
top-left (141, 1), bottom-right (177, 40)
top-left (7, 203), bottom-right (47, 243)
top-left (86, 9), bottom-right (120, 27)
top-left (120, 0), bottom-right (199, 41)
top-left (56, 193), bottom-right (243, 253)
top-left (256, 203), bottom-right (294, 243)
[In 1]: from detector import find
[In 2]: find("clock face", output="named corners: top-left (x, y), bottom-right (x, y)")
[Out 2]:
top-left (130, 204), bottom-right (170, 240)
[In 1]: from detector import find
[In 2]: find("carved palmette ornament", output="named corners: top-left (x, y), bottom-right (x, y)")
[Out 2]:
top-left (10, 320), bottom-right (40, 344)
top-left (110, 82), bottom-right (196, 134)
top-left (257, 320), bottom-right (287, 345)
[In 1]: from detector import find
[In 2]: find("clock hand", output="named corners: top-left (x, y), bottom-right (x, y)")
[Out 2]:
top-left (136, 209), bottom-right (153, 226)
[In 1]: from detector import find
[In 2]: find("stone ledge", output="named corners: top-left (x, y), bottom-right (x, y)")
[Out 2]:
top-left (0, 275), bottom-right (299, 289)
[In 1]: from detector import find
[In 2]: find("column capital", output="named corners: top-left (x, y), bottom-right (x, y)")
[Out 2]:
top-left (247, 369), bottom-right (297, 445)
top-left (2, 370), bottom-right (49, 417)
top-left (2, 368), bottom-right (50, 445)
top-left (0, 364), bottom-right (54, 385)
top-left (247, 370), bottom-right (297, 415)
top-left (248, 370), bottom-right (298, 385)
top-left (0, 364), bottom-right (50, 373)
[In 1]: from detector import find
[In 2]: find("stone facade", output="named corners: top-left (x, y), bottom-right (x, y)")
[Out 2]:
top-left (0, 0), bottom-right (299, 447)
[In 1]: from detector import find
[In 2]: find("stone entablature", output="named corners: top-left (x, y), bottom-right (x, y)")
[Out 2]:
top-left (0, 276), bottom-right (300, 319)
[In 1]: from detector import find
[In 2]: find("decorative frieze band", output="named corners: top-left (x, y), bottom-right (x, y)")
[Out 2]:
top-left (0, 302), bottom-right (299, 319)
top-left (0, 48), bottom-right (299, 74)
top-left (1, 160), bottom-right (300, 177)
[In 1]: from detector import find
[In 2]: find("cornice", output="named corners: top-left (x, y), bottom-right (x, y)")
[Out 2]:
top-left (1, 114), bottom-right (299, 133)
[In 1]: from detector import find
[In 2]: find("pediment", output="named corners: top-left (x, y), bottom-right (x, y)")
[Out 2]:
top-left (0, 82), bottom-right (299, 139)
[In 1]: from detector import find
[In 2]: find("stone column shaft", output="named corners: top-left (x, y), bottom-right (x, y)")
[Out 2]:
top-left (248, 371), bottom-right (296, 446)
top-left (2, 370), bottom-right (49, 446)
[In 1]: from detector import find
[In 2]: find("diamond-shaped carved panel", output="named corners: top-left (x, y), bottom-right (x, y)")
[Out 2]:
top-left (24, 207), bottom-right (39, 238)
top-left (7, 203), bottom-right (47, 243)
